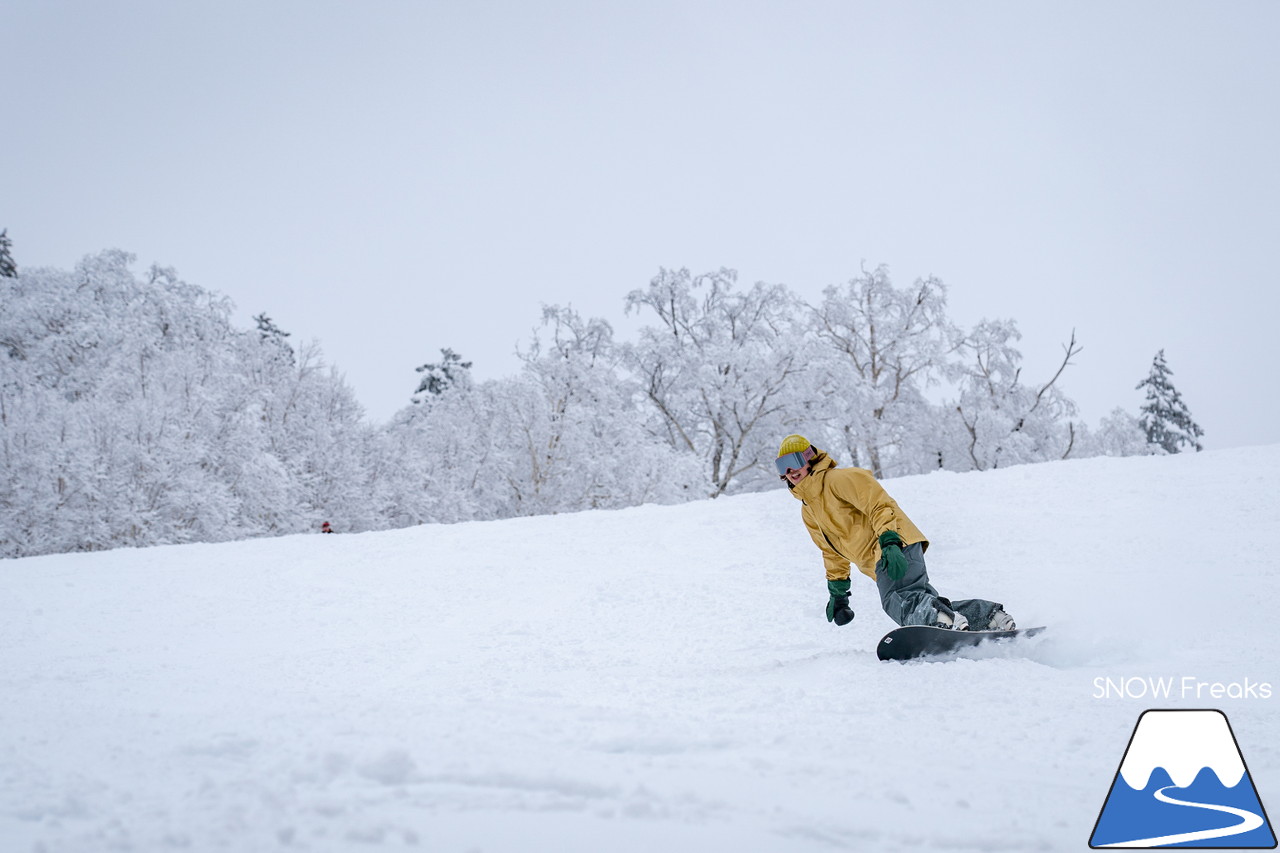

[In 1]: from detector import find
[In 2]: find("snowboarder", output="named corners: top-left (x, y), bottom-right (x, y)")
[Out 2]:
top-left (776, 434), bottom-right (1016, 632)
top-left (320, 521), bottom-right (334, 534)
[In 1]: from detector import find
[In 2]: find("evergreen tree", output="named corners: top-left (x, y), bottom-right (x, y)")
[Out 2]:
top-left (0, 229), bottom-right (16, 278)
top-left (253, 312), bottom-right (291, 344)
top-left (1136, 349), bottom-right (1203, 453)
top-left (412, 348), bottom-right (473, 402)
top-left (253, 312), bottom-right (295, 364)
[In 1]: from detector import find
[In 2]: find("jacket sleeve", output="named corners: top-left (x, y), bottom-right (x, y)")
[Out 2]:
top-left (802, 505), bottom-right (852, 582)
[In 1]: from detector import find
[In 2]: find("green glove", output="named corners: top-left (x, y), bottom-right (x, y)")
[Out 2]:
top-left (825, 579), bottom-right (854, 625)
top-left (878, 530), bottom-right (909, 582)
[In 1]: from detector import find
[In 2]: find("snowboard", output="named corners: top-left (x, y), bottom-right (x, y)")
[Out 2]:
top-left (876, 624), bottom-right (1046, 662)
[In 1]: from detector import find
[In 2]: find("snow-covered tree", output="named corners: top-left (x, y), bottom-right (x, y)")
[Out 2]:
top-left (1076, 407), bottom-right (1162, 458)
top-left (0, 251), bottom-right (244, 553)
top-left (948, 321), bottom-right (1082, 471)
top-left (253, 312), bottom-right (295, 365)
top-left (509, 304), bottom-right (692, 514)
top-left (808, 265), bottom-right (959, 478)
top-left (1136, 349), bottom-right (1203, 453)
top-left (0, 249), bottom-right (386, 557)
top-left (1, 246), bottom-right (1165, 559)
top-left (388, 305), bottom-right (695, 525)
top-left (412, 348), bottom-right (473, 403)
top-left (0, 229), bottom-right (15, 278)
top-left (623, 268), bottom-right (806, 497)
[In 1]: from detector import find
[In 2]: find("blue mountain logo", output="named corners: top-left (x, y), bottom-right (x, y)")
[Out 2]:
top-left (1090, 709), bottom-right (1276, 848)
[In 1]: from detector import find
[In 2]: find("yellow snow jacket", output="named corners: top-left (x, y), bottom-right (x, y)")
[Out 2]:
top-left (788, 452), bottom-right (928, 582)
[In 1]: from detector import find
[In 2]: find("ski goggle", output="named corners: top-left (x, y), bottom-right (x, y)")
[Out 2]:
top-left (775, 448), bottom-right (814, 476)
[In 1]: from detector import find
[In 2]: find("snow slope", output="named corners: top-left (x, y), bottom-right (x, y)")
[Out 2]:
top-left (3, 446), bottom-right (1279, 852)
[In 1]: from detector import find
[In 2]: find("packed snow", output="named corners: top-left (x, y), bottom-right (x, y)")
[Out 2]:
top-left (3, 446), bottom-right (1278, 852)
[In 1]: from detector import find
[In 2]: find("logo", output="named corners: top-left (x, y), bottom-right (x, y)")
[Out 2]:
top-left (1090, 709), bottom-right (1276, 848)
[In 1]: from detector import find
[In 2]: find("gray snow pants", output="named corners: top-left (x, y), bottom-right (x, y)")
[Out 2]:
top-left (875, 543), bottom-right (1002, 629)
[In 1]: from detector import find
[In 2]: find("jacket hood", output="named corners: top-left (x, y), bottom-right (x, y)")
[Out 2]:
top-left (788, 450), bottom-right (836, 502)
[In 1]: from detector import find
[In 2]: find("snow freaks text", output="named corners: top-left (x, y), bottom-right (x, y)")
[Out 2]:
top-left (1093, 676), bottom-right (1273, 701)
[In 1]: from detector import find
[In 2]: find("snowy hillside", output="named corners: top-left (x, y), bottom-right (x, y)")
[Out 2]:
top-left (3, 446), bottom-right (1278, 852)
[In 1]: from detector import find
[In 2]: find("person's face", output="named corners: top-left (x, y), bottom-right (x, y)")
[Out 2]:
top-left (776, 448), bottom-right (812, 486)
top-left (784, 464), bottom-right (809, 486)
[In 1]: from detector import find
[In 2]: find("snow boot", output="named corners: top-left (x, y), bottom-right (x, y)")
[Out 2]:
top-left (933, 598), bottom-right (969, 631)
top-left (986, 607), bottom-right (1016, 631)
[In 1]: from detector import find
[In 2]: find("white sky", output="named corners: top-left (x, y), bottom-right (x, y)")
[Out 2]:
top-left (5, 1), bottom-right (1278, 448)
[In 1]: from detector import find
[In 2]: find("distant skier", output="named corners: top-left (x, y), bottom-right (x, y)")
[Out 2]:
top-left (320, 521), bottom-right (334, 534)
top-left (776, 434), bottom-right (1016, 631)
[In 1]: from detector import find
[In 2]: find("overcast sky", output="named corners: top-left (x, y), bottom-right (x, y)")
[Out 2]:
top-left (5, 1), bottom-right (1278, 449)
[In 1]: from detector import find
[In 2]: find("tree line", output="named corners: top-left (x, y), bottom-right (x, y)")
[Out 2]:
top-left (0, 240), bottom-right (1201, 558)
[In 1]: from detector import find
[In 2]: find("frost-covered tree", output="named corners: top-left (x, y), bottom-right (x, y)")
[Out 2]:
top-left (1076, 407), bottom-right (1162, 458)
top-left (0, 251), bottom-right (245, 553)
top-left (809, 265), bottom-right (959, 478)
top-left (510, 305), bottom-right (692, 514)
top-left (2, 246), bottom-right (1165, 559)
top-left (0, 249), bottom-right (383, 557)
top-left (387, 374), bottom-right (507, 524)
top-left (1136, 349), bottom-right (1203, 453)
top-left (253, 312), bottom-right (295, 365)
top-left (0, 229), bottom-right (15, 278)
top-left (412, 348), bottom-right (472, 403)
top-left (948, 321), bottom-right (1082, 471)
top-left (624, 268), bottom-right (805, 497)
top-left (388, 305), bottom-right (693, 524)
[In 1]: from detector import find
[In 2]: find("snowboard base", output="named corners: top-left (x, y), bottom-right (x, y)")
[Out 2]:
top-left (877, 624), bottom-right (1046, 662)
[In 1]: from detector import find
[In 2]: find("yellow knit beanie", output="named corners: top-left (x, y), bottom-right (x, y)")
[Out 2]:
top-left (777, 434), bottom-right (811, 457)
